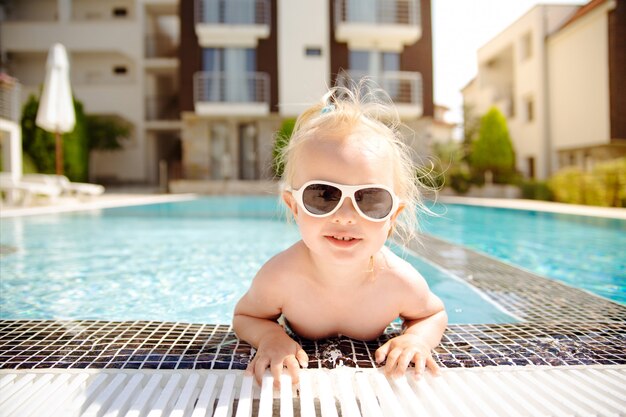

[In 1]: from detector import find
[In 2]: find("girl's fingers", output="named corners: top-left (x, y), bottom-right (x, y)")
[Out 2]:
top-left (375, 342), bottom-right (390, 364)
top-left (414, 355), bottom-right (426, 377)
top-left (296, 348), bottom-right (309, 369)
top-left (253, 357), bottom-right (271, 386)
top-left (425, 355), bottom-right (441, 376)
top-left (284, 355), bottom-right (302, 385)
top-left (393, 350), bottom-right (415, 378)
top-left (270, 360), bottom-right (285, 388)
top-left (384, 348), bottom-right (402, 375)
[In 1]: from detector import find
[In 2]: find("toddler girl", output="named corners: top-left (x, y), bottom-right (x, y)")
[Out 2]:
top-left (233, 85), bottom-right (447, 387)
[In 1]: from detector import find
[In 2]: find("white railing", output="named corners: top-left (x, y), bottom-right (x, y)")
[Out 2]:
top-left (195, 0), bottom-right (270, 25)
top-left (0, 78), bottom-right (21, 122)
top-left (336, 70), bottom-right (422, 106)
top-left (335, 0), bottom-right (419, 26)
top-left (194, 72), bottom-right (270, 105)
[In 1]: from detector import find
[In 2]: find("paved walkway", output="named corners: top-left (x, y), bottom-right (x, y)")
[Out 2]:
top-left (438, 196), bottom-right (626, 219)
top-left (0, 192), bottom-right (196, 218)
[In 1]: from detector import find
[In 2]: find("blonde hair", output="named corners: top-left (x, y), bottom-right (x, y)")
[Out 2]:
top-left (279, 82), bottom-right (435, 244)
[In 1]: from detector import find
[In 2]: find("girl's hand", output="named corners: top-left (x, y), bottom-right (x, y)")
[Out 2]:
top-left (246, 331), bottom-right (309, 388)
top-left (374, 333), bottom-right (440, 379)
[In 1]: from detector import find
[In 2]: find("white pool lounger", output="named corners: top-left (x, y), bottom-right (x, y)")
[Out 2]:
top-left (1, 365), bottom-right (624, 417)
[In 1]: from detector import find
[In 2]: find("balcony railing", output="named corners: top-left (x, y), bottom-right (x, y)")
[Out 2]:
top-left (195, 0), bottom-right (270, 25)
top-left (0, 76), bottom-right (21, 122)
top-left (335, 0), bottom-right (419, 26)
top-left (145, 95), bottom-right (180, 121)
top-left (194, 71), bottom-right (270, 105)
top-left (336, 71), bottom-right (422, 107)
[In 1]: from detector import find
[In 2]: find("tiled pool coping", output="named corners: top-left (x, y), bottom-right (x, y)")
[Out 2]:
top-left (1, 234), bottom-right (624, 371)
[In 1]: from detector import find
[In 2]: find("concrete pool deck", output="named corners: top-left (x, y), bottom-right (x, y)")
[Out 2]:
top-left (437, 195), bottom-right (626, 219)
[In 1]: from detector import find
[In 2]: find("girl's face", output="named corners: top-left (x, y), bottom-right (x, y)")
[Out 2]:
top-left (283, 130), bottom-right (403, 266)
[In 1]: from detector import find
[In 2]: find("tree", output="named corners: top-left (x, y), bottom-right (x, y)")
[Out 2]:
top-left (21, 94), bottom-right (128, 182)
top-left (271, 118), bottom-right (296, 178)
top-left (21, 94), bottom-right (89, 181)
top-left (469, 107), bottom-right (516, 183)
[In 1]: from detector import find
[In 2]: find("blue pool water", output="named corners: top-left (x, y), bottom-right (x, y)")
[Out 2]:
top-left (0, 197), bottom-right (514, 324)
top-left (421, 204), bottom-right (626, 304)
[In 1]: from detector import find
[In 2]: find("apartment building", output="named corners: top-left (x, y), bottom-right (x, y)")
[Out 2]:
top-left (0, 74), bottom-right (22, 177)
top-left (1, 0), bottom-right (433, 186)
top-left (178, 0), bottom-right (433, 185)
top-left (462, 0), bottom-right (625, 180)
top-left (0, 0), bottom-right (181, 184)
top-left (431, 105), bottom-right (455, 143)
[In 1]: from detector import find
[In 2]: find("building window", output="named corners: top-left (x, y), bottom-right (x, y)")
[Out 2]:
top-left (349, 50), bottom-right (400, 73)
top-left (113, 66), bottom-right (128, 75)
top-left (525, 97), bottom-right (534, 122)
top-left (202, 48), bottom-right (257, 102)
top-left (305, 47), bottom-right (322, 56)
top-left (521, 32), bottom-right (532, 61)
top-left (113, 7), bottom-right (128, 17)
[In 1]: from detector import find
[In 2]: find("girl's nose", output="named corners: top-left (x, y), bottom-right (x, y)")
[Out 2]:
top-left (332, 198), bottom-right (359, 224)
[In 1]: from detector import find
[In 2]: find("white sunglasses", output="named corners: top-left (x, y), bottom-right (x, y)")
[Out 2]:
top-left (287, 180), bottom-right (400, 222)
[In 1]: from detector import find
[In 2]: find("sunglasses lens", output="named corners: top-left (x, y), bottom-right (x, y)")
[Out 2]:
top-left (355, 188), bottom-right (393, 219)
top-left (302, 183), bottom-right (342, 215)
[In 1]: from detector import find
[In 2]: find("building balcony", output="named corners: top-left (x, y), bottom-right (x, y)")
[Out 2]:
top-left (3, 0), bottom-right (136, 22)
top-left (1, 21), bottom-right (140, 57)
top-left (145, 35), bottom-right (178, 59)
top-left (0, 76), bottom-right (21, 122)
top-left (194, 0), bottom-right (271, 47)
top-left (337, 70), bottom-right (423, 118)
top-left (334, 0), bottom-right (421, 50)
top-left (193, 72), bottom-right (270, 116)
top-left (146, 95), bottom-right (180, 121)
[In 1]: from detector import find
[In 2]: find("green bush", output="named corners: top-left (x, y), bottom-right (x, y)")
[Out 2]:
top-left (449, 168), bottom-right (472, 194)
top-left (271, 118), bottom-right (296, 178)
top-left (20, 95), bottom-right (128, 182)
top-left (592, 157), bottom-right (626, 207)
top-left (520, 180), bottom-right (554, 201)
top-left (548, 158), bottom-right (626, 207)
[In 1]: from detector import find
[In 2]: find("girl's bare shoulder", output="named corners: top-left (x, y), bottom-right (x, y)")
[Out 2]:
top-left (254, 240), bottom-right (309, 285)
top-left (379, 247), bottom-right (429, 291)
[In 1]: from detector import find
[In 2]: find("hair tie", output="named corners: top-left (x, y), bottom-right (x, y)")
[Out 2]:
top-left (321, 104), bottom-right (335, 114)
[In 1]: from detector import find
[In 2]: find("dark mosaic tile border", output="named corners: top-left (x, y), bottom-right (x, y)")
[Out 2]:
top-left (0, 320), bottom-right (624, 370)
top-left (1, 234), bottom-right (624, 371)
top-left (408, 234), bottom-right (626, 323)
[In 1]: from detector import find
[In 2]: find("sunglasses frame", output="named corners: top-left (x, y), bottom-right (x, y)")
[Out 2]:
top-left (287, 180), bottom-right (400, 222)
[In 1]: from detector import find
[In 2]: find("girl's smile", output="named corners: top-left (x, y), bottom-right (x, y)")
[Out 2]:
top-left (324, 234), bottom-right (362, 248)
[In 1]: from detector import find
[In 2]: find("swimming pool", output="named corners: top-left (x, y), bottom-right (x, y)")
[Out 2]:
top-left (0, 197), bottom-right (513, 324)
top-left (421, 204), bottom-right (626, 304)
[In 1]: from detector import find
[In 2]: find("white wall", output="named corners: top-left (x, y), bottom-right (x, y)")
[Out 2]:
top-left (471, 5), bottom-right (579, 179)
top-left (548, 4), bottom-right (611, 152)
top-left (278, 0), bottom-right (330, 116)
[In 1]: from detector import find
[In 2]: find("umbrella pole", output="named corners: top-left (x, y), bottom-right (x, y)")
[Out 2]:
top-left (55, 131), bottom-right (63, 175)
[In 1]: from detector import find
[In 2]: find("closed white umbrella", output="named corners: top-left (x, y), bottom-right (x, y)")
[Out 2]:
top-left (36, 43), bottom-right (75, 175)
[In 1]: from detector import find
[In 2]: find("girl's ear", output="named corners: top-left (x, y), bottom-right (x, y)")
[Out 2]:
top-left (282, 191), bottom-right (299, 218)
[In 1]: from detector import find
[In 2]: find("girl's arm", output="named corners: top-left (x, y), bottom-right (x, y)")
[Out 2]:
top-left (233, 266), bottom-right (308, 387)
top-left (374, 267), bottom-right (448, 379)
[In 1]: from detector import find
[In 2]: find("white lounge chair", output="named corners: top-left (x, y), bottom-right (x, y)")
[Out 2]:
top-left (22, 174), bottom-right (105, 199)
top-left (0, 173), bottom-right (62, 206)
